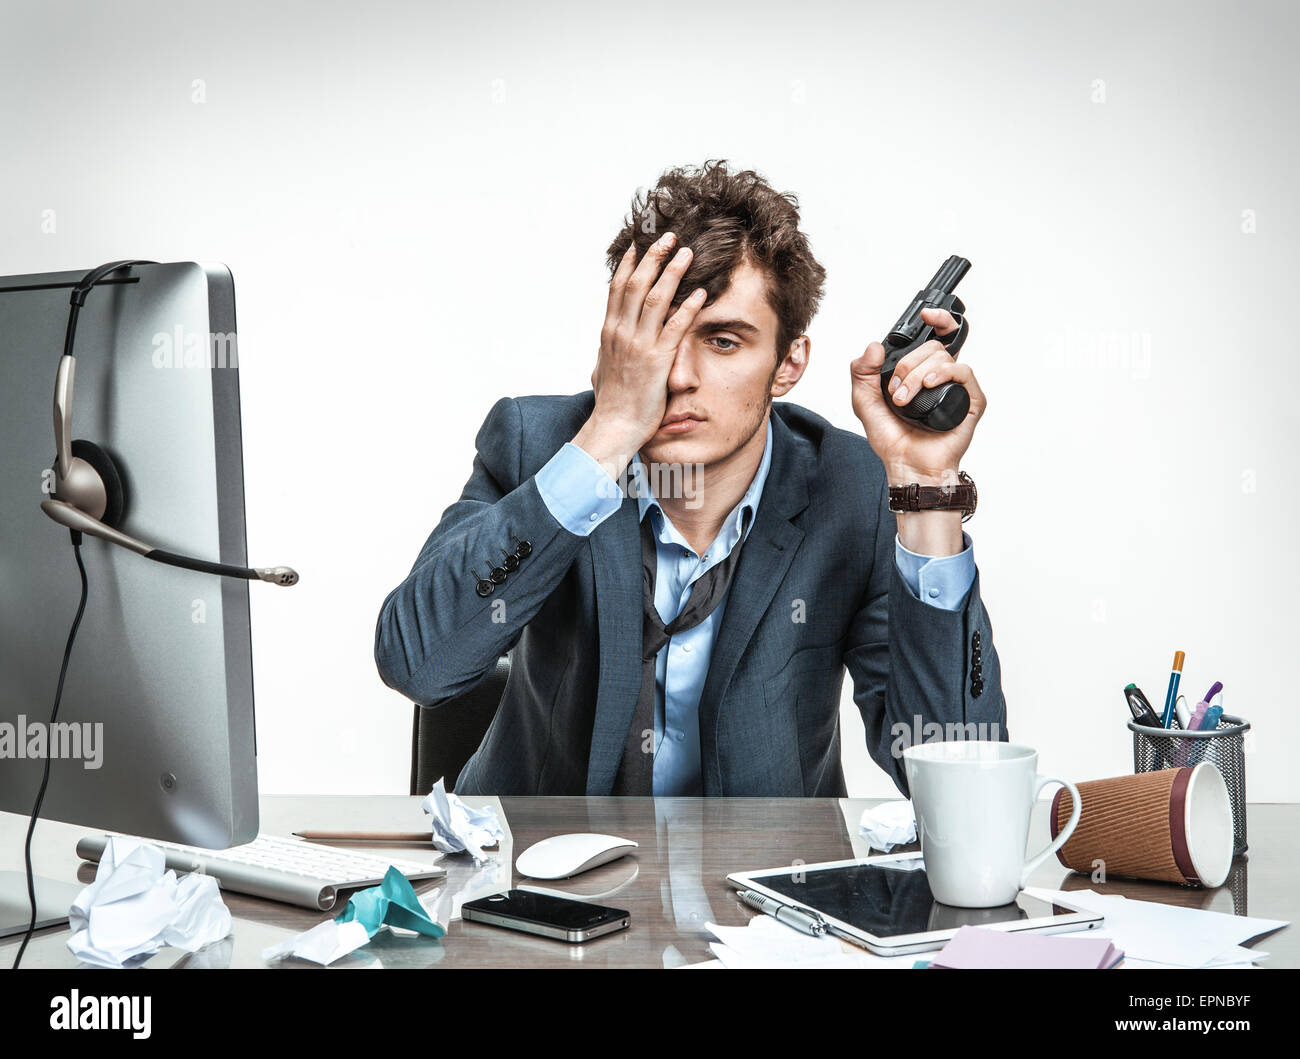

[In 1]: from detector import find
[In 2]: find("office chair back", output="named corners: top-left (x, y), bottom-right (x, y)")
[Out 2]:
top-left (409, 656), bottom-right (511, 795)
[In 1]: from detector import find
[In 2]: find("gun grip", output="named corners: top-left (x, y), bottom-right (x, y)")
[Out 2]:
top-left (879, 308), bottom-right (972, 431)
top-left (916, 380), bottom-right (971, 432)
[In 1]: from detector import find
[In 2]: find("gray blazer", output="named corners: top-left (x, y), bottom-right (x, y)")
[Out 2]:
top-left (375, 393), bottom-right (1007, 796)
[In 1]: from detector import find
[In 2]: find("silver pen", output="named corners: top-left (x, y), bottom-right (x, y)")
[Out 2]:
top-left (737, 889), bottom-right (828, 937)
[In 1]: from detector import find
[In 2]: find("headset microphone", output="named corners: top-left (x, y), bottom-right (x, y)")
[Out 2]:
top-left (42, 260), bottom-right (299, 586)
top-left (41, 499), bottom-right (298, 584)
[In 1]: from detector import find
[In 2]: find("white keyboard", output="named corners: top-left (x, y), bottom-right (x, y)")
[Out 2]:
top-left (76, 833), bottom-right (446, 911)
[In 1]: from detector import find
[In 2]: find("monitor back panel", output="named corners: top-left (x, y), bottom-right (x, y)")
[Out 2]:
top-left (0, 262), bottom-right (258, 847)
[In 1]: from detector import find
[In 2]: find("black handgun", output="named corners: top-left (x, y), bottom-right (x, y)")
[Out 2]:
top-left (879, 255), bottom-right (972, 432)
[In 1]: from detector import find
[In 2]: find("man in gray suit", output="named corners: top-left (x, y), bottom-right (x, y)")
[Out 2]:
top-left (376, 161), bottom-right (1006, 797)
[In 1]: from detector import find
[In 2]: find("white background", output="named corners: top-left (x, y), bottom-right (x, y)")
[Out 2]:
top-left (3, 0), bottom-right (1295, 799)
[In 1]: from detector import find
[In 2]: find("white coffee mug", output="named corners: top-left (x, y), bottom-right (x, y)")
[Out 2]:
top-left (902, 741), bottom-right (1081, 908)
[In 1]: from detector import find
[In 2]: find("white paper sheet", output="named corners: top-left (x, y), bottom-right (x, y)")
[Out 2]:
top-left (705, 915), bottom-right (916, 969)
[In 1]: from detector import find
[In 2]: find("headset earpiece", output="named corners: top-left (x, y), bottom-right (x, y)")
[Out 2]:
top-left (68, 439), bottom-right (126, 528)
top-left (40, 259), bottom-right (297, 585)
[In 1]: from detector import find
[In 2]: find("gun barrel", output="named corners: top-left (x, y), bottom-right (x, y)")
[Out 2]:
top-left (885, 255), bottom-right (972, 348)
top-left (925, 255), bottom-right (971, 295)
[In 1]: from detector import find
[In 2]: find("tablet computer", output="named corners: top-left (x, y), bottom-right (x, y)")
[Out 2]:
top-left (727, 852), bottom-right (1103, 956)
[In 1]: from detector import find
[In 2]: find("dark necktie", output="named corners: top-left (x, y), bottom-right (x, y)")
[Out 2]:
top-left (610, 507), bottom-right (753, 795)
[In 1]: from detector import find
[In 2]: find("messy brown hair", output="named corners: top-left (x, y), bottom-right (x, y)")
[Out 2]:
top-left (605, 160), bottom-right (827, 365)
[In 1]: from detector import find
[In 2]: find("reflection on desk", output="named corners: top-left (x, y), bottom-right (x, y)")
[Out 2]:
top-left (0, 797), bottom-right (1292, 968)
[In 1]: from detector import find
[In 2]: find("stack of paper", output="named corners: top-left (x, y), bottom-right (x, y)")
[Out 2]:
top-left (1022, 887), bottom-right (1287, 969)
top-left (930, 925), bottom-right (1123, 969)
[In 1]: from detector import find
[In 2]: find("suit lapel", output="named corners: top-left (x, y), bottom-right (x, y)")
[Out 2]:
top-left (583, 409), bottom-right (814, 796)
top-left (585, 494), bottom-right (644, 795)
top-left (698, 411), bottom-right (812, 791)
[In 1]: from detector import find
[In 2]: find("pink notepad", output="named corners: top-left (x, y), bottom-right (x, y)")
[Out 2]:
top-left (931, 926), bottom-right (1123, 969)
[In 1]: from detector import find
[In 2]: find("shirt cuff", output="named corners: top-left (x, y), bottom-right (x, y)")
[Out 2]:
top-left (535, 443), bottom-right (623, 536)
top-left (894, 532), bottom-right (976, 611)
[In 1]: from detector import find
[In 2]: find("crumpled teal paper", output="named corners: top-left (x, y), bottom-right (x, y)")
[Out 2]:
top-left (334, 865), bottom-right (445, 939)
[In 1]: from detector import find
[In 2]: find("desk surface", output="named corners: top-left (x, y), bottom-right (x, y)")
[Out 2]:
top-left (2, 797), bottom-right (1293, 968)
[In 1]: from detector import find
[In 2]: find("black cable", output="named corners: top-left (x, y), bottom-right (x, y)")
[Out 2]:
top-left (12, 535), bottom-right (88, 970)
top-left (61, 259), bottom-right (155, 360)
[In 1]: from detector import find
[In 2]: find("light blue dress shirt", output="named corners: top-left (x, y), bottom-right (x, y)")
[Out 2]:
top-left (534, 421), bottom-right (976, 795)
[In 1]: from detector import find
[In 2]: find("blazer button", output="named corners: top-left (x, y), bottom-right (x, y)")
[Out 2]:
top-left (490, 566), bottom-right (508, 584)
top-left (971, 679), bottom-right (984, 697)
top-left (514, 539), bottom-right (533, 559)
top-left (503, 553), bottom-right (520, 572)
top-left (475, 579), bottom-right (495, 598)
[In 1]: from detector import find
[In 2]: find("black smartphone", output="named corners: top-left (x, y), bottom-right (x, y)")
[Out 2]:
top-left (462, 890), bottom-right (630, 942)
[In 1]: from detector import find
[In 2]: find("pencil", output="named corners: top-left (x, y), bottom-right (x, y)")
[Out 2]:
top-left (293, 830), bottom-right (432, 843)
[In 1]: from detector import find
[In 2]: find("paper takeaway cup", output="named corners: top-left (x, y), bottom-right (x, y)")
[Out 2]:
top-left (1048, 762), bottom-right (1233, 888)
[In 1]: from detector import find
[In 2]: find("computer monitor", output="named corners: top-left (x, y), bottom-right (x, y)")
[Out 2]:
top-left (0, 262), bottom-right (261, 934)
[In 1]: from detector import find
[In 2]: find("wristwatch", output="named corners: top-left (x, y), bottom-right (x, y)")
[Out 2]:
top-left (888, 471), bottom-right (977, 522)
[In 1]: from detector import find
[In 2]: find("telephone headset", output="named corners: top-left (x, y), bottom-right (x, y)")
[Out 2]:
top-left (879, 255), bottom-right (972, 433)
top-left (40, 259), bottom-right (299, 585)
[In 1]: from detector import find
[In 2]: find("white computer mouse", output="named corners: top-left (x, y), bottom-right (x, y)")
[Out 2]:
top-left (515, 833), bottom-right (639, 879)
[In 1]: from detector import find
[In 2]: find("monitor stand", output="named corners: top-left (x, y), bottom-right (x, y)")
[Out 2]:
top-left (0, 871), bottom-right (80, 938)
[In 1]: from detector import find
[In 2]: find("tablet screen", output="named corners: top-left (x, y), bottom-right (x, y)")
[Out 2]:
top-left (748, 858), bottom-right (1077, 940)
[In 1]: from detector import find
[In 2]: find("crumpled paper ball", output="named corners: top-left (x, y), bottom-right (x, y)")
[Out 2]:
top-left (858, 800), bottom-right (917, 852)
top-left (422, 777), bottom-right (504, 862)
top-left (67, 836), bottom-right (232, 968)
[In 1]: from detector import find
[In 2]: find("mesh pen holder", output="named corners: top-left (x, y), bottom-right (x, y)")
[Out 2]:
top-left (1129, 714), bottom-right (1250, 856)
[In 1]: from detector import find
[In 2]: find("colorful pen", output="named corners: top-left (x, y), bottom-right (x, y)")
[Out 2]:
top-left (1192, 682), bottom-right (1223, 732)
top-left (1180, 681), bottom-right (1225, 766)
top-left (1195, 681), bottom-right (1223, 719)
top-left (1160, 651), bottom-right (1185, 729)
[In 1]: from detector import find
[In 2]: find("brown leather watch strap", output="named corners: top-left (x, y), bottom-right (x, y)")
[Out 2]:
top-left (888, 471), bottom-right (977, 521)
